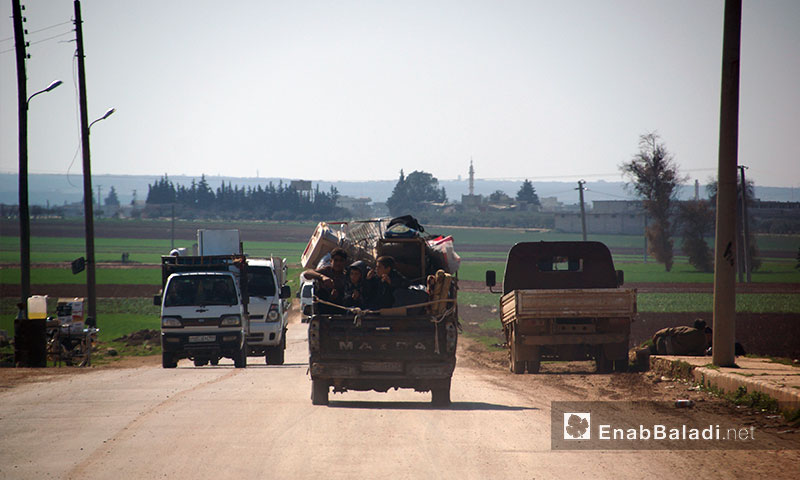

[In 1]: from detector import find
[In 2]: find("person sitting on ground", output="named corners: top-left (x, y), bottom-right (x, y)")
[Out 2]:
top-left (365, 255), bottom-right (410, 310)
top-left (303, 248), bottom-right (349, 306)
top-left (342, 260), bottom-right (368, 308)
top-left (650, 319), bottom-right (709, 356)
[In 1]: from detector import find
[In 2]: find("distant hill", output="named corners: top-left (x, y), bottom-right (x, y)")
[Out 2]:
top-left (1, 173), bottom-right (797, 208)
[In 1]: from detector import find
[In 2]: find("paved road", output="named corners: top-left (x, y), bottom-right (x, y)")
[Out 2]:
top-left (1, 319), bottom-right (798, 480)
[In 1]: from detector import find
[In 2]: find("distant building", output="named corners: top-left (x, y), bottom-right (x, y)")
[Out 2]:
top-left (336, 196), bottom-right (372, 217)
top-left (555, 200), bottom-right (645, 235)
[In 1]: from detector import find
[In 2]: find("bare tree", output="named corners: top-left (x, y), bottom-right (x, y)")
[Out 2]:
top-left (620, 133), bottom-right (685, 271)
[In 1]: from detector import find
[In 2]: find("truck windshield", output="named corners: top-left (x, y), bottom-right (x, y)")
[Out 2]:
top-left (247, 266), bottom-right (276, 297)
top-left (301, 284), bottom-right (313, 298)
top-left (165, 276), bottom-right (238, 306)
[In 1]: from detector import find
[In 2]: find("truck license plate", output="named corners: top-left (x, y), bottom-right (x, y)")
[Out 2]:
top-left (189, 335), bottom-right (215, 343)
top-left (361, 362), bottom-right (403, 372)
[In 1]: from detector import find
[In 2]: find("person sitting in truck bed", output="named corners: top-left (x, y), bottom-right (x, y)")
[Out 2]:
top-left (365, 256), bottom-right (410, 310)
top-left (303, 248), bottom-right (349, 308)
top-left (342, 260), bottom-right (368, 308)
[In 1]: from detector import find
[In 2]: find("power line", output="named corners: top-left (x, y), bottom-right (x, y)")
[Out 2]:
top-left (0, 29), bottom-right (74, 54)
top-left (0, 20), bottom-right (73, 43)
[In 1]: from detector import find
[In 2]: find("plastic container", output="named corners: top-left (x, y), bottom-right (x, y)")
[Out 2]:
top-left (27, 295), bottom-right (48, 320)
top-left (301, 222), bottom-right (340, 269)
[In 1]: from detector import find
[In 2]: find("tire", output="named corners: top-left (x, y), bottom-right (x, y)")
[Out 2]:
top-left (431, 382), bottom-right (451, 406)
top-left (526, 346), bottom-right (541, 374)
top-left (234, 345), bottom-right (247, 369)
top-left (274, 331), bottom-right (286, 365)
top-left (162, 352), bottom-right (177, 369)
top-left (614, 359), bottom-right (629, 373)
top-left (210, 357), bottom-right (219, 366)
top-left (509, 328), bottom-right (524, 374)
top-left (193, 358), bottom-right (208, 367)
top-left (311, 380), bottom-right (329, 405)
top-left (595, 347), bottom-right (613, 374)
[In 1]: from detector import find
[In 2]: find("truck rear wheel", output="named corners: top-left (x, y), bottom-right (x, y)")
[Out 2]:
top-left (614, 359), bottom-right (629, 372)
top-left (193, 358), bottom-right (208, 367)
top-left (526, 346), bottom-right (541, 374)
top-left (431, 382), bottom-right (451, 406)
top-left (311, 380), bottom-right (329, 405)
top-left (509, 329), bottom-right (525, 374)
top-left (162, 352), bottom-right (177, 369)
top-left (595, 347), bottom-right (613, 373)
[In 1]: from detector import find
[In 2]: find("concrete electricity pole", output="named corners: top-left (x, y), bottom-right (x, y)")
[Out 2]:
top-left (712, 0), bottom-right (742, 367)
top-left (12, 0), bottom-right (30, 312)
top-left (75, 0), bottom-right (98, 323)
top-left (577, 180), bottom-right (587, 241)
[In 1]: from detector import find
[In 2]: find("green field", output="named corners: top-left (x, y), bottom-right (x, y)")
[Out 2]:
top-left (458, 291), bottom-right (800, 314)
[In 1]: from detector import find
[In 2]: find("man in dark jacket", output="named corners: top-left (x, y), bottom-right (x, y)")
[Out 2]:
top-left (302, 248), bottom-right (348, 307)
top-left (365, 256), bottom-right (409, 310)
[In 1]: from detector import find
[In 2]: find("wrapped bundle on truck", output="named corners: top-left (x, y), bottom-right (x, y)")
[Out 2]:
top-left (486, 241), bottom-right (636, 374)
top-left (307, 220), bottom-right (459, 406)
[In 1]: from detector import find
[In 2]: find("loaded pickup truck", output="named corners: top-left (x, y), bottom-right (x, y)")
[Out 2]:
top-left (308, 236), bottom-right (458, 406)
top-left (486, 241), bottom-right (636, 374)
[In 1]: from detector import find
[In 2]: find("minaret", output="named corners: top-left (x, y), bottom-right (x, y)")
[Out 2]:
top-left (468, 159), bottom-right (475, 196)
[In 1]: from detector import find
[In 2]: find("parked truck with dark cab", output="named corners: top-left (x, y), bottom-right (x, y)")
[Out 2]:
top-left (308, 236), bottom-right (458, 406)
top-left (485, 241), bottom-right (635, 374)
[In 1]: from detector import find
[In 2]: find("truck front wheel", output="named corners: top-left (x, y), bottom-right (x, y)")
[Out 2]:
top-left (162, 352), bottom-right (177, 369)
top-left (234, 345), bottom-right (247, 368)
top-left (311, 380), bottom-right (329, 405)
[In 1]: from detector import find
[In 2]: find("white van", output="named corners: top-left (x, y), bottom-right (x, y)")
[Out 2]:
top-left (246, 258), bottom-right (290, 364)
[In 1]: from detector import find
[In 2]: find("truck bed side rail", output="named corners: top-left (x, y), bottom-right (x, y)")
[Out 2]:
top-left (501, 288), bottom-right (636, 325)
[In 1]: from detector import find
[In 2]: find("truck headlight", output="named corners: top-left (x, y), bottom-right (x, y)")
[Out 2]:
top-left (220, 315), bottom-right (242, 326)
top-left (267, 310), bottom-right (280, 321)
top-left (161, 317), bottom-right (182, 328)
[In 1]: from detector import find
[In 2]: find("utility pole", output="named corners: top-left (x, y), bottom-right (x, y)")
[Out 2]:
top-left (171, 204), bottom-right (175, 250)
top-left (643, 213), bottom-right (648, 263)
top-left (12, 0), bottom-right (30, 312)
top-left (75, 0), bottom-right (97, 324)
top-left (577, 180), bottom-right (587, 241)
top-left (712, 0), bottom-right (741, 367)
top-left (739, 165), bottom-right (751, 283)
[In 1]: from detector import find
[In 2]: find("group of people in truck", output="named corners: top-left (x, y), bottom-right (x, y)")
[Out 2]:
top-left (302, 248), bottom-right (413, 312)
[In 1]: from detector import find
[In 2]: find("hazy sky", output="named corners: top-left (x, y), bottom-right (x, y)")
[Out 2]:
top-left (1, 0), bottom-right (799, 188)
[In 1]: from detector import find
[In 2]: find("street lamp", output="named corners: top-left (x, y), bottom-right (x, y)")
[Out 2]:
top-left (26, 80), bottom-right (63, 105)
top-left (89, 108), bottom-right (115, 130)
top-left (82, 107), bottom-right (116, 326)
top-left (18, 79), bottom-right (62, 311)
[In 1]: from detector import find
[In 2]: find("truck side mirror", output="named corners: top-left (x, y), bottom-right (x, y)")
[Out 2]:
top-left (616, 270), bottom-right (624, 287)
top-left (485, 270), bottom-right (496, 287)
top-left (153, 294), bottom-right (162, 306)
top-left (280, 285), bottom-right (291, 299)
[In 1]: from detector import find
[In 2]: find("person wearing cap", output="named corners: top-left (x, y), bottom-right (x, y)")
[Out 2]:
top-left (303, 248), bottom-right (349, 305)
top-left (343, 260), bottom-right (368, 308)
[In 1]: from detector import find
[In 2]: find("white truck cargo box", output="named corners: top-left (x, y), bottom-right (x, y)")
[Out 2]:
top-left (197, 229), bottom-right (241, 256)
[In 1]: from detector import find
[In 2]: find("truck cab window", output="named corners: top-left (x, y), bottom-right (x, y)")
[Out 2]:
top-left (248, 266), bottom-right (276, 297)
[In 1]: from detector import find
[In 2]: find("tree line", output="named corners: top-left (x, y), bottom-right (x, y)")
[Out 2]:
top-left (144, 174), bottom-right (346, 219)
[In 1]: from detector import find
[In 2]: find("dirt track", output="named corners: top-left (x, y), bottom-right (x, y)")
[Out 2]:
top-left (1, 312), bottom-right (798, 479)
